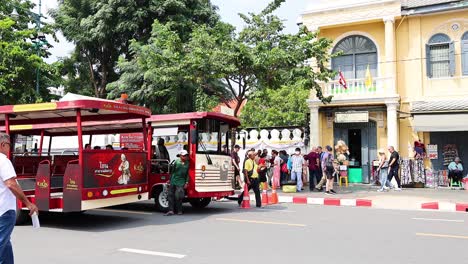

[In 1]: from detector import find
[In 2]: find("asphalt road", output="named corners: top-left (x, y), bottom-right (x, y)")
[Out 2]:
top-left (12, 200), bottom-right (468, 264)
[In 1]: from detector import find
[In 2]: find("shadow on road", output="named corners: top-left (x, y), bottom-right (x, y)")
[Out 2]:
top-left (22, 200), bottom-right (291, 232)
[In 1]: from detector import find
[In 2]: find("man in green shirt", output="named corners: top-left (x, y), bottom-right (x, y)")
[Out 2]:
top-left (238, 150), bottom-right (262, 207)
top-left (164, 150), bottom-right (190, 216)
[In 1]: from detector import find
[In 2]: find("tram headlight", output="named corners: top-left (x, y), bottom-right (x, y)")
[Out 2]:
top-left (102, 190), bottom-right (108, 197)
top-left (201, 165), bottom-right (206, 171)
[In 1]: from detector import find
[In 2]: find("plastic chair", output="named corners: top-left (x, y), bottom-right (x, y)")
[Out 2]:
top-left (450, 178), bottom-right (462, 189)
top-left (339, 170), bottom-right (348, 187)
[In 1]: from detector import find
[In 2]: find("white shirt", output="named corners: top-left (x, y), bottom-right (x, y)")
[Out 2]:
top-left (290, 155), bottom-right (305, 173)
top-left (0, 153), bottom-right (17, 215)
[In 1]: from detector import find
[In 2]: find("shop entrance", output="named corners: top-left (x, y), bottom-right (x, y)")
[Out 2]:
top-left (348, 129), bottom-right (362, 164)
top-left (430, 132), bottom-right (468, 175)
top-left (334, 121), bottom-right (377, 183)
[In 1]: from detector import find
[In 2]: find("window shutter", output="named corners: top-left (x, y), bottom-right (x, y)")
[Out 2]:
top-left (449, 41), bottom-right (455, 76)
top-left (425, 44), bottom-right (432, 78)
top-left (462, 40), bottom-right (468, 76)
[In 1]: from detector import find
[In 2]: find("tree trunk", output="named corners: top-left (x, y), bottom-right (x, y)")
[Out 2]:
top-left (233, 97), bottom-right (244, 117)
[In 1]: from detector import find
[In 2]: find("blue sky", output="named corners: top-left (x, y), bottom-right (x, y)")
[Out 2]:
top-left (212, 0), bottom-right (310, 34)
top-left (44, 0), bottom-right (311, 62)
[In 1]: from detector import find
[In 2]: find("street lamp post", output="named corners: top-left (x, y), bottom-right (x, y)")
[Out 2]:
top-left (11, 0), bottom-right (47, 99)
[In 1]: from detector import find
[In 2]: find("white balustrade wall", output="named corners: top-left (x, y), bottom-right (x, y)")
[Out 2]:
top-left (31, 128), bottom-right (307, 164)
top-left (154, 128), bottom-right (307, 171)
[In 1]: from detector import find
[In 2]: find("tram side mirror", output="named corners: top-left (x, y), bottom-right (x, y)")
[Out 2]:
top-left (190, 130), bottom-right (197, 145)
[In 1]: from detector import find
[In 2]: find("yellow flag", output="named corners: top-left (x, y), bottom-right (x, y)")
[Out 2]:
top-left (365, 65), bottom-right (373, 89)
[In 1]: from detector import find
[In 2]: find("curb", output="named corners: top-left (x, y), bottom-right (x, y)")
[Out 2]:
top-left (421, 202), bottom-right (468, 212)
top-left (251, 195), bottom-right (372, 208)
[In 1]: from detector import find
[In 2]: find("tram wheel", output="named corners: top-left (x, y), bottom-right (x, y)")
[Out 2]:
top-left (189, 198), bottom-right (211, 209)
top-left (153, 187), bottom-right (169, 212)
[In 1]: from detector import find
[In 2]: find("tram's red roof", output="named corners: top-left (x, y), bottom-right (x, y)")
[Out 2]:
top-left (0, 120), bottom-right (144, 136)
top-left (0, 100), bottom-right (151, 127)
top-left (0, 111), bottom-right (239, 136)
top-left (148, 112), bottom-right (240, 126)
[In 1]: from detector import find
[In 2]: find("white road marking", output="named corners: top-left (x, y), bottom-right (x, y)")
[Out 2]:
top-left (416, 233), bottom-right (468, 240)
top-left (307, 197), bottom-right (324, 205)
top-left (412, 218), bottom-right (464, 223)
top-left (119, 248), bottom-right (186, 259)
top-left (340, 199), bottom-right (357, 206)
top-left (92, 209), bottom-right (154, 215)
top-left (278, 196), bottom-right (293, 203)
top-left (257, 208), bottom-right (296, 213)
top-left (216, 218), bottom-right (306, 227)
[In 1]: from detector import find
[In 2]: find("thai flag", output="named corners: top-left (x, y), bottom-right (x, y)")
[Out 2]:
top-left (338, 71), bottom-right (347, 89)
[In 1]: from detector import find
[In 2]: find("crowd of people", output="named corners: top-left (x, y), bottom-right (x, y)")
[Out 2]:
top-left (232, 144), bottom-right (416, 206)
top-left (231, 144), bottom-right (344, 207)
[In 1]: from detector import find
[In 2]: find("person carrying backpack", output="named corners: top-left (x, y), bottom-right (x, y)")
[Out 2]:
top-left (322, 145), bottom-right (337, 195)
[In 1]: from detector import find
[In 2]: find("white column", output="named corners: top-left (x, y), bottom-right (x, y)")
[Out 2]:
top-left (309, 104), bottom-right (320, 147)
top-left (386, 101), bottom-right (399, 150)
top-left (383, 16), bottom-right (396, 94)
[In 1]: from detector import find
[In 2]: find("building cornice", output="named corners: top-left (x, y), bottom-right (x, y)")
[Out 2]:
top-left (302, 0), bottom-right (401, 30)
top-left (307, 95), bottom-right (400, 108)
top-left (301, 0), bottom-right (398, 15)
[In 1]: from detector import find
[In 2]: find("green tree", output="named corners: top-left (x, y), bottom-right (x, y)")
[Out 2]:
top-left (107, 21), bottom-right (198, 113)
top-left (52, 0), bottom-right (220, 99)
top-left (187, 0), bottom-right (335, 117)
top-left (240, 85), bottom-right (309, 127)
top-left (108, 0), bottom-right (335, 117)
top-left (0, 0), bottom-right (58, 104)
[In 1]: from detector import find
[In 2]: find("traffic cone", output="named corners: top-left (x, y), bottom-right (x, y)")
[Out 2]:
top-left (261, 182), bottom-right (269, 206)
top-left (240, 183), bottom-right (251, 209)
top-left (269, 182), bottom-right (279, 204)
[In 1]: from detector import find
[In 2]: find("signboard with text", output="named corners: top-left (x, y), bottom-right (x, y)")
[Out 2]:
top-left (120, 133), bottom-right (144, 150)
top-left (427, 144), bottom-right (438, 160)
top-left (335, 111), bottom-right (369, 123)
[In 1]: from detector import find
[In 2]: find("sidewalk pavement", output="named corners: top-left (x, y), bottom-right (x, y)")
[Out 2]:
top-left (232, 184), bottom-right (468, 212)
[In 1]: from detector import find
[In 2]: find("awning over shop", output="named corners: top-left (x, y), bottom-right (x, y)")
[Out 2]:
top-left (412, 114), bottom-right (468, 132)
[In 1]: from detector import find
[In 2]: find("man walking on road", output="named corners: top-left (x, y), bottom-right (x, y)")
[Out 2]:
top-left (0, 133), bottom-right (39, 263)
top-left (165, 150), bottom-right (190, 216)
top-left (289, 148), bottom-right (305, 192)
top-left (238, 151), bottom-right (261, 207)
top-left (387, 146), bottom-right (402, 191)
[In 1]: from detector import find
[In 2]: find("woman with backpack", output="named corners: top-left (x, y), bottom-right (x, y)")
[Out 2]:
top-left (376, 149), bottom-right (390, 192)
top-left (279, 150), bottom-right (289, 185)
top-left (322, 145), bottom-right (336, 195)
top-left (258, 153), bottom-right (268, 188)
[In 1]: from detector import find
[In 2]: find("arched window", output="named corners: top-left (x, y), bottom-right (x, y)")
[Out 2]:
top-left (332, 35), bottom-right (377, 79)
top-left (426, 33), bottom-right (454, 78)
top-left (462, 32), bottom-right (468, 75)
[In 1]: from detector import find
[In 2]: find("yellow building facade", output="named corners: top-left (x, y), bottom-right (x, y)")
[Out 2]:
top-left (301, 0), bottom-right (468, 183)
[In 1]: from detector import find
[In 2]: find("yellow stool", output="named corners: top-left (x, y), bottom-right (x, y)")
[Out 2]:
top-left (339, 170), bottom-right (348, 187)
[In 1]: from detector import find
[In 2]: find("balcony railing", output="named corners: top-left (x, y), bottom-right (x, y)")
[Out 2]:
top-left (317, 76), bottom-right (394, 100)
